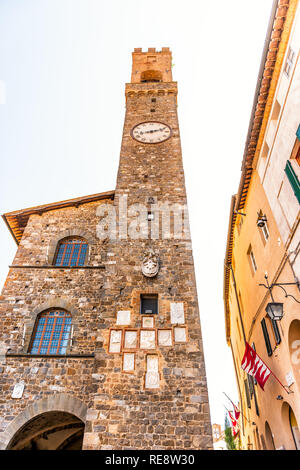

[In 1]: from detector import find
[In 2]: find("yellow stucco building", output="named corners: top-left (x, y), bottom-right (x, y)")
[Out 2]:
top-left (224, 0), bottom-right (300, 450)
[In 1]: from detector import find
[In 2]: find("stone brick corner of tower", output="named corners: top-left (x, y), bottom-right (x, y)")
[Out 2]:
top-left (131, 47), bottom-right (173, 83)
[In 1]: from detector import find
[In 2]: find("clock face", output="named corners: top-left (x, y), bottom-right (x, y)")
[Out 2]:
top-left (131, 121), bottom-right (172, 144)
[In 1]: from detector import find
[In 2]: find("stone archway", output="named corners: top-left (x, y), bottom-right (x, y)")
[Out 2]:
top-left (260, 433), bottom-right (267, 450)
top-left (7, 411), bottom-right (84, 450)
top-left (264, 421), bottom-right (275, 450)
top-left (281, 401), bottom-right (300, 450)
top-left (254, 427), bottom-right (261, 450)
top-left (0, 394), bottom-right (87, 450)
top-left (288, 319), bottom-right (300, 391)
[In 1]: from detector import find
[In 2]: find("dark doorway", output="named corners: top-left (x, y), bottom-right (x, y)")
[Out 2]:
top-left (7, 411), bottom-right (84, 450)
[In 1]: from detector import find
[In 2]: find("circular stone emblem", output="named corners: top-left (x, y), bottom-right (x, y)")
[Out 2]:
top-left (141, 249), bottom-right (159, 278)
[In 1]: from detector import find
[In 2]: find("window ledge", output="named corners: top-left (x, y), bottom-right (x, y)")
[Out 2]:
top-left (8, 265), bottom-right (105, 269)
top-left (6, 353), bottom-right (95, 358)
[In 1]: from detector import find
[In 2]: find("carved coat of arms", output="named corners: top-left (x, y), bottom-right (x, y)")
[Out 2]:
top-left (141, 249), bottom-right (159, 278)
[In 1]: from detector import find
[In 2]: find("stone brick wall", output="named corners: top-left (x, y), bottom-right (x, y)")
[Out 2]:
top-left (0, 49), bottom-right (213, 450)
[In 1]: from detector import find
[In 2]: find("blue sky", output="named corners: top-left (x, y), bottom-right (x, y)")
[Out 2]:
top-left (0, 0), bottom-right (274, 426)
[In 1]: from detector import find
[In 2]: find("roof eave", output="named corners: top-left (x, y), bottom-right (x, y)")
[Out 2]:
top-left (2, 190), bottom-right (115, 245)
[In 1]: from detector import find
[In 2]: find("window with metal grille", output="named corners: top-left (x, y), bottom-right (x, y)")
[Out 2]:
top-left (140, 294), bottom-right (158, 315)
top-left (54, 237), bottom-right (88, 266)
top-left (30, 309), bottom-right (72, 355)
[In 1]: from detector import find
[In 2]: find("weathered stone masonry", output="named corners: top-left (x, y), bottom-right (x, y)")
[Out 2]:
top-left (0, 48), bottom-right (213, 450)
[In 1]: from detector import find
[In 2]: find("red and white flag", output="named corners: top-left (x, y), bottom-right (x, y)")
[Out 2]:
top-left (241, 342), bottom-right (271, 390)
top-left (228, 411), bottom-right (239, 437)
top-left (233, 403), bottom-right (240, 421)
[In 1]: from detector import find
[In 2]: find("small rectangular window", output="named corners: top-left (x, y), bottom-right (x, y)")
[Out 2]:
top-left (147, 55), bottom-right (157, 63)
top-left (237, 215), bottom-right (244, 235)
top-left (258, 214), bottom-right (269, 243)
top-left (247, 245), bottom-right (257, 274)
top-left (271, 99), bottom-right (281, 121)
top-left (284, 46), bottom-right (295, 77)
top-left (140, 294), bottom-right (158, 315)
top-left (261, 141), bottom-right (269, 159)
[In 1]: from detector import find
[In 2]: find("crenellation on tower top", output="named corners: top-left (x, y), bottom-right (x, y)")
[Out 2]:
top-left (133, 47), bottom-right (170, 53)
top-left (131, 47), bottom-right (172, 83)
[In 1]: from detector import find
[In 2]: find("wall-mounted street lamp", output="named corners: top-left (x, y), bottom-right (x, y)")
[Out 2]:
top-left (259, 274), bottom-right (300, 321)
top-left (256, 213), bottom-right (267, 228)
top-left (265, 302), bottom-right (284, 321)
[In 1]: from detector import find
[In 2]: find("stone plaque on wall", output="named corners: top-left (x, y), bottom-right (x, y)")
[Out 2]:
top-left (145, 355), bottom-right (159, 389)
top-left (174, 326), bottom-right (187, 343)
top-left (123, 353), bottom-right (135, 372)
top-left (124, 330), bottom-right (138, 349)
top-left (12, 381), bottom-right (25, 399)
top-left (142, 316), bottom-right (154, 328)
top-left (158, 329), bottom-right (172, 346)
top-left (170, 302), bottom-right (185, 324)
top-left (145, 372), bottom-right (160, 389)
top-left (147, 354), bottom-right (158, 371)
top-left (286, 371), bottom-right (294, 387)
top-left (140, 330), bottom-right (156, 350)
top-left (109, 330), bottom-right (122, 353)
top-left (116, 310), bottom-right (131, 326)
top-left (145, 372), bottom-right (160, 388)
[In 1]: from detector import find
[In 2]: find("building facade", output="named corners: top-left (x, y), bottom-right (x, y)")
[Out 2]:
top-left (212, 424), bottom-right (227, 450)
top-left (224, 0), bottom-right (300, 450)
top-left (0, 48), bottom-right (212, 450)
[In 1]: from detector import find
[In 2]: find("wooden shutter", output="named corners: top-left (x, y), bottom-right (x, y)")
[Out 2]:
top-left (271, 318), bottom-right (281, 345)
top-left (261, 318), bottom-right (273, 356)
top-left (250, 343), bottom-right (260, 416)
top-left (251, 343), bottom-right (257, 385)
top-left (296, 147), bottom-right (300, 166)
top-left (244, 379), bottom-right (251, 409)
top-left (247, 374), bottom-right (254, 397)
top-left (285, 160), bottom-right (300, 204)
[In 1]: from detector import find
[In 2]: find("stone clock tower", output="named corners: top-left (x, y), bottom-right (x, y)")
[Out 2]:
top-left (0, 48), bottom-right (212, 450)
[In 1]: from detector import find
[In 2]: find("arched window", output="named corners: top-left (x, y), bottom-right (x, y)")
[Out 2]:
top-left (140, 70), bottom-right (162, 82)
top-left (30, 309), bottom-right (72, 355)
top-left (53, 237), bottom-right (88, 266)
